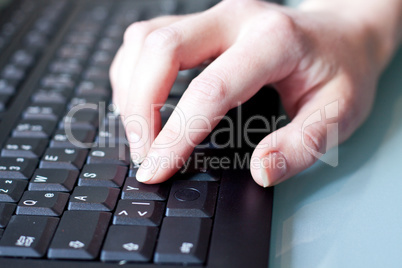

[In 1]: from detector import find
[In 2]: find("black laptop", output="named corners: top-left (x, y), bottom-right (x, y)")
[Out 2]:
top-left (0, 0), bottom-right (281, 267)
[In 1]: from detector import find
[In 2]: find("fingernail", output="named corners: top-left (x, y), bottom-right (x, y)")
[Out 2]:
top-left (129, 132), bottom-right (141, 143)
top-left (260, 152), bottom-right (287, 187)
top-left (136, 152), bottom-right (159, 182)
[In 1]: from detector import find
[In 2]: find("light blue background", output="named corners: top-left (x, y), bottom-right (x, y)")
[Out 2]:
top-left (269, 20), bottom-right (402, 267)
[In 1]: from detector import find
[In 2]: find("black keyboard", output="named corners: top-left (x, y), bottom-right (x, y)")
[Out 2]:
top-left (0, 1), bottom-right (278, 267)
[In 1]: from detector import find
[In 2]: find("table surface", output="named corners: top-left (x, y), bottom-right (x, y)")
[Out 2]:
top-left (270, 39), bottom-right (402, 268)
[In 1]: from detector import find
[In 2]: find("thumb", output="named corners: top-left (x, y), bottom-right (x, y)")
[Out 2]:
top-left (250, 77), bottom-right (370, 187)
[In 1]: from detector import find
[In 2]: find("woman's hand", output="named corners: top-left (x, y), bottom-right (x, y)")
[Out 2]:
top-left (110, 0), bottom-right (399, 187)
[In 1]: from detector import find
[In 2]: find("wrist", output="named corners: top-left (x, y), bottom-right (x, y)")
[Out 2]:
top-left (298, 0), bottom-right (401, 70)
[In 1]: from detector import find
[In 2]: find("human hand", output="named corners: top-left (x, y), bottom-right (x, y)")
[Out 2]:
top-left (110, 0), bottom-right (397, 187)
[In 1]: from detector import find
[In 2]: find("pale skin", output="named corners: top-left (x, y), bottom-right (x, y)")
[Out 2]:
top-left (110, 0), bottom-right (402, 187)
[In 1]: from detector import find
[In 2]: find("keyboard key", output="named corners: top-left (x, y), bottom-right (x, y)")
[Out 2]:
top-left (16, 191), bottom-right (69, 216)
top-left (25, 30), bottom-right (46, 48)
top-left (160, 98), bottom-right (178, 120)
top-left (12, 49), bottom-right (34, 67)
top-left (128, 166), bottom-right (138, 177)
top-left (60, 107), bottom-right (99, 130)
top-left (76, 80), bottom-right (109, 96)
top-left (68, 186), bottom-right (119, 211)
top-left (50, 128), bottom-right (95, 148)
top-left (0, 215), bottom-right (59, 258)
top-left (40, 148), bottom-right (88, 170)
top-left (169, 82), bottom-right (187, 97)
top-left (101, 225), bottom-right (158, 262)
top-left (113, 200), bottom-right (165, 226)
top-left (91, 50), bottom-right (113, 66)
top-left (78, 164), bottom-right (127, 187)
top-left (28, 169), bottom-right (78, 192)
top-left (13, 119), bottom-right (56, 138)
top-left (68, 95), bottom-right (107, 109)
top-left (48, 211), bottom-right (111, 259)
top-left (58, 44), bottom-right (90, 59)
top-left (0, 78), bottom-right (17, 94)
top-left (166, 181), bottom-right (218, 218)
top-left (0, 157), bottom-right (38, 179)
top-left (83, 69), bottom-right (109, 83)
top-left (154, 217), bottom-right (212, 264)
top-left (0, 203), bottom-right (16, 228)
top-left (97, 38), bottom-right (119, 52)
top-left (22, 103), bottom-right (65, 121)
top-left (66, 33), bottom-right (96, 46)
top-left (87, 145), bottom-right (130, 166)
top-left (96, 126), bottom-right (128, 144)
top-left (97, 116), bottom-right (127, 144)
top-left (32, 87), bottom-right (72, 104)
top-left (175, 69), bottom-right (198, 83)
top-left (0, 93), bottom-right (11, 112)
top-left (2, 137), bottom-right (48, 158)
top-left (104, 25), bottom-right (124, 39)
top-left (34, 18), bottom-right (54, 35)
top-left (121, 177), bottom-right (170, 201)
top-left (49, 59), bottom-right (83, 75)
top-left (1, 64), bottom-right (25, 80)
top-left (41, 74), bottom-right (75, 89)
top-left (174, 169), bottom-right (221, 182)
top-left (0, 179), bottom-right (27, 202)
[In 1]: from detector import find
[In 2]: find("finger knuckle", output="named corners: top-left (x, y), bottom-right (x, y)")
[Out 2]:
top-left (300, 123), bottom-right (327, 167)
top-left (124, 21), bottom-right (152, 43)
top-left (269, 10), bottom-right (295, 30)
top-left (302, 126), bottom-right (325, 155)
top-left (257, 10), bottom-right (297, 38)
top-left (187, 73), bottom-right (229, 104)
top-left (160, 126), bottom-right (183, 146)
top-left (284, 123), bottom-right (325, 168)
top-left (144, 26), bottom-right (182, 52)
top-left (223, 0), bottom-right (252, 10)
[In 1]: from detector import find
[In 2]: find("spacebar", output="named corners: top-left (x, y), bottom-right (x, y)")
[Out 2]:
top-left (48, 211), bottom-right (111, 260)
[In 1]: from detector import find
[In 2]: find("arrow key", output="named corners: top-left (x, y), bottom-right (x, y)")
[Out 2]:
top-left (101, 225), bottom-right (158, 262)
top-left (113, 200), bottom-right (165, 226)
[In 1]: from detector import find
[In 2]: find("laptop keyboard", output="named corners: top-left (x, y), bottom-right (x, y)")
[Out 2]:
top-left (0, 0), bottom-right (67, 113)
top-left (0, 0), bottom-right (277, 266)
top-left (0, 0), bottom-right (223, 264)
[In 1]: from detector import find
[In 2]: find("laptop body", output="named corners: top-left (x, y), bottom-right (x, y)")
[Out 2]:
top-left (0, 1), bottom-right (281, 267)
